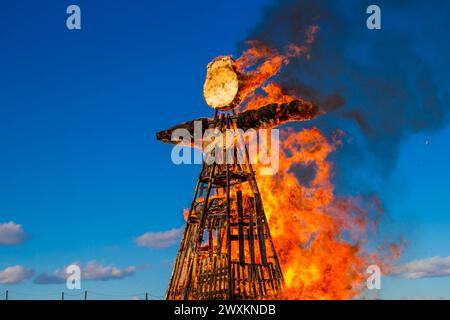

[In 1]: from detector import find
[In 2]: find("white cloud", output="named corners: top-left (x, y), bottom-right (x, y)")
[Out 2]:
top-left (135, 227), bottom-right (183, 248)
top-left (393, 256), bottom-right (450, 279)
top-left (0, 265), bottom-right (34, 285)
top-left (34, 261), bottom-right (137, 284)
top-left (0, 221), bottom-right (28, 245)
top-left (82, 261), bottom-right (136, 281)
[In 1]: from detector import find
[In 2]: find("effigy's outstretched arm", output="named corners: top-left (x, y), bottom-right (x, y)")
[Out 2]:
top-left (156, 99), bottom-right (320, 145)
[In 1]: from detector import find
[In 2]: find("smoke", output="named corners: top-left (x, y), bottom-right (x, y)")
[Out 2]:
top-left (238, 0), bottom-right (450, 191)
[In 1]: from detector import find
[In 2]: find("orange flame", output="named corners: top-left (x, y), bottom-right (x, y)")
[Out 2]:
top-left (234, 25), bottom-right (319, 111)
top-left (233, 25), bottom-right (402, 299)
top-left (255, 128), bottom-right (401, 299)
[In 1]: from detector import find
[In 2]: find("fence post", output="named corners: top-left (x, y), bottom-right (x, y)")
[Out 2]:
top-left (5, 290), bottom-right (8, 300)
top-left (84, 290), bottom-right (87, 300)
top-left (145, 292), bottom-right (148, 300)
top-left (62, 292), bottom-right (64, 300)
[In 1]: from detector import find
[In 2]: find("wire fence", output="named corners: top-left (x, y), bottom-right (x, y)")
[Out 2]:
top-left (0, 289), bottom-right (164, 300)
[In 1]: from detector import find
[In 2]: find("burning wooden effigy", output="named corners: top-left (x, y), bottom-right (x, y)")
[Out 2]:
top-left (157, 56), bottom-right (320, 300)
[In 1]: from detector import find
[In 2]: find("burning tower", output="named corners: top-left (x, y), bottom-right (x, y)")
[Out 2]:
top-left (157, 56), bottom-right (319, 300)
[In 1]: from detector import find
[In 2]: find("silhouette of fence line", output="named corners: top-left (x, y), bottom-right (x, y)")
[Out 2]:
top-left (0, 290), bottom-right (164, 300)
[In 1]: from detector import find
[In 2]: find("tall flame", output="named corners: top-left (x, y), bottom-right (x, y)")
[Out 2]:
top-left (234, 25), bottom-right (402, 299)
top-left (234, 25), bottom-right (319, 111)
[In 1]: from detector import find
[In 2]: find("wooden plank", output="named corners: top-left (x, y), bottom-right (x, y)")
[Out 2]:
top-left (255, 264), bottom-right (264, 298)
top-left (236, 262), bottom-right (241, 298)
top-left (225, 156), bottom-right (233, 298)
top-left (259, 264), bottom-right (267, 295)
top-left (247, 264), bottom-right (257, 298)
top-left (267, 262), bottom-right (276, 291)
top-left (216, 218), bottom-right (223, 255)
top-left (211, 255), bottom-right (218, 298)
top-left (242, 264), bottom-right (248, 298)
top-left (236, 190), bottom-right (245, 266)
top-left (248, 201), bottom-right (259, 298)
top-left (254, 196), bottom-right (268, 266)
top-left (208, 219), bottom-right (214, 256)
top-left (205, 257), bottom-right (211, 299)
top-left (156, 99), bottom-right (320, 145)
top-left (248, 200), bottom-right (256, 266)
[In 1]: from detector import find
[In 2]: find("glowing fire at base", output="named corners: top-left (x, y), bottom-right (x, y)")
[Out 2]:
top-left (252, 128), bottom-right (400, 299)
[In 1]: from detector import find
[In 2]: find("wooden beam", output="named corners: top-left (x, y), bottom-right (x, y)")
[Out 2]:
top-left (236, 190), bottom-right (245, 266)
top-left (156, 99), bottom-right (320, 145)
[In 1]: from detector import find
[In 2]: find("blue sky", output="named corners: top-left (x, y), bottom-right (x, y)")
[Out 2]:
top-left (0, 0), bottom-right (449, 299)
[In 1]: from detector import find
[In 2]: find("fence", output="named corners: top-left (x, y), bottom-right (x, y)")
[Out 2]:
top-left (0, 290), bottom-right (164, 300)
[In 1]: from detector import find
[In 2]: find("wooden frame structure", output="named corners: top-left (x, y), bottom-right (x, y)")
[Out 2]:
top-left (164, 110), bottom-right (284, 300)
